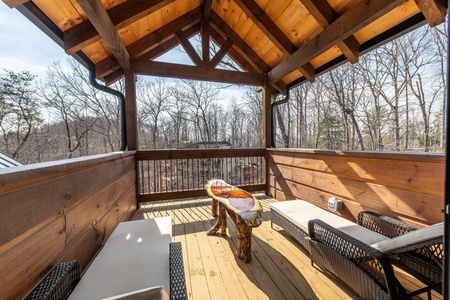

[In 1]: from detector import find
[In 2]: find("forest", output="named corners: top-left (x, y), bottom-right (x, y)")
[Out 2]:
top-left (0, 24), bottom-right (447, 165)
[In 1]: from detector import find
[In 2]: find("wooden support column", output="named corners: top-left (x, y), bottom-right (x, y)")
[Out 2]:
top-left (124, 69), bottom-right (138, 150)
top-left (262, 76), bottom-right (273, 196)
top-left (262, 76), bottom-right (273, 149)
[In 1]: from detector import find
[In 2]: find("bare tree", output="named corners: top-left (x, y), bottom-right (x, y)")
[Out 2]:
top-left (137, 78), bottom-right (171, 148)
top-left (0, 70), bottom-right (41, 161)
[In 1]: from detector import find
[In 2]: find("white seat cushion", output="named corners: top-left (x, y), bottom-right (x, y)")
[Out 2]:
top-left (371, 222), bottom-right (444, 253)
top-left (270, 200), bottom-right (389, 245)
top-left (68, 217), bottom-right (172, 300)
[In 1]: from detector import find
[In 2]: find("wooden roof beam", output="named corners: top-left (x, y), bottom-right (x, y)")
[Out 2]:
top-left (202, 0), bottom-right (213, 19)
top-left (176, 29), bottom-right (204, 66)
top-left (210, 38), bottom-right (233, 69)
top-left (268, 0), bottom-right (406, 84)
top-left (300, 0), bottom-right (360, 63)
top-left (134, 60), bottom-right (264, 86)
top-left (137, 24), bottom-right (200, 63)
top-left (65, 0), bottom-right (175, 54)
top-left (95, 7), bottom-right (202, 78)
top-left (414, 0), bottom-right (447, 27)
top-left (233, 0), bottom-right (296, 55)
top-left (3, 0), bottom-right (28, 8)
top-left (210, 12), bottom-right (286, 93)
top-left (209, 27), bottom-right (259, 74)
top-left (201, 20), bottom-right (210, 63)
top-left (77, 0), bottom-right (130, 70)
top-left (234, 0), bottom-right (315, 83)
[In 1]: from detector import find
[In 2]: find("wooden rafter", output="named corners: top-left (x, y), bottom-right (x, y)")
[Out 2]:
top-left (202, 0), bottom-right (213, 19)
top-left (3, 0), bottom-right (28, 8)
top-left (210, 38), bottom-right (233, 69)
top-left (77, 0), bottom-right (130, 70)
top-left (176, 30), bottom-right (204, 66)
top-left (233, 0), bottom-right (296, 55)
top-left (134, 60), bottom-right (264, 86)
top-left (414, 0), bottom-right (446, 27)
top-left (65, 0), bottom-right (175, 54)
top-left (210, 11), bottom-right (270, 74)
top-left (268, 0), bottom-right (406, 84)
top-left (209, 27), bottom-right (260, 74)
top-left (137, 24), bottom-right (201, 63)
top-left (210, 11), bottom-right (286, 93)
top-left (300, 0), bottom-right (360, 63)
top-left (201, 20), bottom-right (210, 63)
top-left (95, 7), bottom-right (202, 78)
top-left (233, 0), bottom-right (316, 83)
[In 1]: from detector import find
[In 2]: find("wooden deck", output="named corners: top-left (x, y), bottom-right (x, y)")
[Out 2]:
top-left (132, 194), bottom-right (442, 300)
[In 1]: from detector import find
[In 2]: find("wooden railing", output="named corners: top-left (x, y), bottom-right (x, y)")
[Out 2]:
top-left (0, 152), bottom-right (137, 299)
top-left (267, 148), bottom-right (445, 227)
top-left (136, 148), bottom-right (266, 202)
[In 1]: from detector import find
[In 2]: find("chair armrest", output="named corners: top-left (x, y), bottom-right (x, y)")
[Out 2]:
top-left (27, 260), bottom-right (80, 300)
top-left (308, 219), bottom-right (405, 297)
top-left (357, 211), bottom-right (417, 238)
top-left (169, 242), bottom-right (187, 300)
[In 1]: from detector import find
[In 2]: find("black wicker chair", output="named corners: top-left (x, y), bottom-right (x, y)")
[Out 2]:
top-left (308, 216), bottom-right (443, 300)
top-left (27, 260), bottom-right (80, 300)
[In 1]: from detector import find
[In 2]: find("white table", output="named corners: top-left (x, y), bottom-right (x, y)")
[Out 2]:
top-left (68, 217), bottom-right (172, 300)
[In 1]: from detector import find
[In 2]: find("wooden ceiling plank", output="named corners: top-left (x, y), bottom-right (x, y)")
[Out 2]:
top-left (268, 0), bottom-right (406, 84)
top-left (414, 0), bottom-right (446, 27)
top-left (134, 60), bottom-right (264, 86)
top-left (65, 0), bottom-right (175, 54)
top-left (3, 0), bottom-right (28, 8)
top-left (300, 0), bottom-right (360, 63)
top-left (175, 29), bottom-right (204, 66)
top-left (210, 38), bottom-right (233, 68)
top-left (234, 0), bottom-right (296, 55)
top-left (136, 24), bottom-right (200, 62)
top-left (201, 20), bottom-right (210, 62)
top-left (202, 0), bottom-right (213, 19)
top-left (77, 0), bottom-right (130, 70)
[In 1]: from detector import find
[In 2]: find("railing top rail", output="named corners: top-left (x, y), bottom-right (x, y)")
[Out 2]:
top-left (137, 148), bottom-right (266, 160)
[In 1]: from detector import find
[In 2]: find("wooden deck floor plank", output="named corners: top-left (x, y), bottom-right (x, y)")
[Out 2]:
top-left (177, 199), bottom-right (209, 300)
top-left (131, 196), bottom-right (443, 300)
top-left (188, 205), bottom-right (230, 300)
top-left (194, 204), bottom-right (260, 300)
top-left (197, 204), bottom-right (270, 300)
top-left (196, 206), bottom-right (273, 299)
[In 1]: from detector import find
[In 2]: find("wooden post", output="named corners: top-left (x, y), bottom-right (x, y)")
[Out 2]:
top-left (262, 76), bottom-right (273, 196)
top-left (124, 69), bottom-right (138, 150)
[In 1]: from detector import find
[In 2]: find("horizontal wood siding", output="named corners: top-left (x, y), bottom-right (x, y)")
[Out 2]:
top-left (0, 152), bottom-right (137, 300)
top-left (267, 149), bottom-right (445, 227)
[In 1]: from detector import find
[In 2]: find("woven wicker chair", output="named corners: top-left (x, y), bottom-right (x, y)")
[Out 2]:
top-left (28, 260), bottom-right (80, 300)
top-left (308, 214), bottom-right (443, 300)
top-left (27, 242), bottom-right (187, 300)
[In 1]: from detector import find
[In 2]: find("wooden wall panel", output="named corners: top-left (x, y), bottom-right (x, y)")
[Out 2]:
top-left (267, 149), bottom-right (445, 226)
top-left (0, 152), bottom-right (137, 299)
top-left (0, 155), bottom-right (135, 247)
